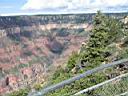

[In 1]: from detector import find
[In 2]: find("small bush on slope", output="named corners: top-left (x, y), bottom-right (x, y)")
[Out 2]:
top-left (8, 88), bottom-right (29, 96)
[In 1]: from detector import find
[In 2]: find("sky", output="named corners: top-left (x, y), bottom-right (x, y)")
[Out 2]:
top-left (0, 0), bottom-right (128, 16)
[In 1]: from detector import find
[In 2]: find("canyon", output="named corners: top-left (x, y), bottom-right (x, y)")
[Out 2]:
top-left (0, 13), bottom-right (127, 95)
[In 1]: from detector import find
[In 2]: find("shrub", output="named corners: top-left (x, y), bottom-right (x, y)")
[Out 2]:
top-left (66, 52), bottom-right (80, 71)
top-left (9, 88), bottom-right (29, 96)
top-left (33, 83), bottom-right (42, 91)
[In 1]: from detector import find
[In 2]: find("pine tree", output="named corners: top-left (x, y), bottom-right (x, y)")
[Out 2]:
top-left (80, 11), bottom-right (118, 66)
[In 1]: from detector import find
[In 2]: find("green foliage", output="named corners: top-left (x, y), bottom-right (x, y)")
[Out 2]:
top-left (80, 11), bottom-right (123, 65)
top-left (107, 18), bottom-right (123, 43)
top-left (33, 83), bottom-right (42, 91)
top-left (9, 67), bottom-right (19, 75)
top-left (9, 88), bottom-right (29, 96)
top-left (46, 11), bottom-right (125, 96)
top-left (66, 52), bottom-right (80, 71)
top-left (119, 47), bottom-right (128, 59)
top-left (18, 64), bottom-right (28, 69)
top-left (51, 67), bottom-right (71, 84)
top-left (80, 11), bottom-right (110, 65)
top-left (47, 72), bottom-right (106, 96)
top-left (93, 76), bottom-right (128, 96)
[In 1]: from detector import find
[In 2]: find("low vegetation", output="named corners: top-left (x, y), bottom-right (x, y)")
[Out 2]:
top-left (46, 11), bottom-right (128, 96)
top-left (8, 88), bottom-right (29, 96)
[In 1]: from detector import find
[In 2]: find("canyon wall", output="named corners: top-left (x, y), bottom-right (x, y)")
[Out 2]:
top-left (0, 13), bottom-right (127, 95)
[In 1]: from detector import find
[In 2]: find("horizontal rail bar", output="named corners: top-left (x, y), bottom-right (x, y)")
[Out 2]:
top-left (29, 58), bottom-right (128, 96)
top-left (116, 91), bottom-right (128, 96)
top-left (74, 72), bottom-right (128, 95)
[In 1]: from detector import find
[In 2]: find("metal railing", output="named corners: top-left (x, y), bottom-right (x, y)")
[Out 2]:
top-left (74, 73), bottom-right (128, 96)
top-left (28, 58), bottom-right (128, 96)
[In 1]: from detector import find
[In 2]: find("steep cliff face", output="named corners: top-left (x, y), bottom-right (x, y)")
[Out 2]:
top-left (0, 14), bottom-right (93, 94)
top-left (0, 13), bottom-right (127, 94)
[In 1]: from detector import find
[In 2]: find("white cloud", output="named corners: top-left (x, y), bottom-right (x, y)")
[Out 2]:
top-left (22, 0), bottom-right (68, 10)
top-left (21, 0), bottom-right (128, 13)
top-left (103, 0), bottom-right (128, 7)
